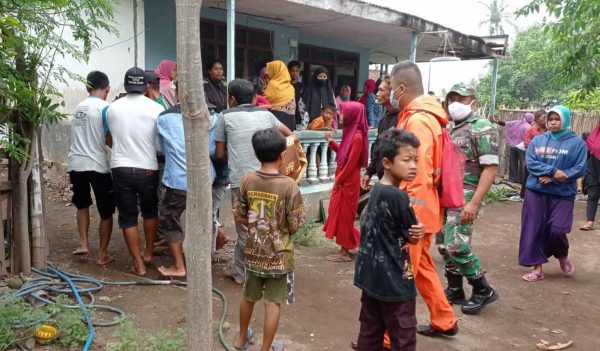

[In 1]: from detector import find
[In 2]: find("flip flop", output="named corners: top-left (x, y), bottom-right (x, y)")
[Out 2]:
top-left (271, 343), bottom-right (284, 351)
top-left (72, 248), bottom-right (89, 255)
top-left (522, 270), bottom-right (544, 282)
top-left (580, 224), bottom-right (594, 231)
top-left (559, 258), bottom-right (575, 275)
top-left (234, 328), bottom-right (254, 350)
top-left (325, 254), bottom-right (352, 262)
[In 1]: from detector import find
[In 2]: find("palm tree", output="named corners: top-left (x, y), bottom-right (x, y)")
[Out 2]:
top-left (478, 0), bottom-right (516, 35)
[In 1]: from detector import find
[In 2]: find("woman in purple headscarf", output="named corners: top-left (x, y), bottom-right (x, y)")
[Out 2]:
top-left (497, 113), bottom-right (534, 184)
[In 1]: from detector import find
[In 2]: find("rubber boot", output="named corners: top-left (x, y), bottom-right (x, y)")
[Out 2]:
top-left (461, 275), bottom-right (499, 315)
top-left (444, 272), bottom-right (467, 305)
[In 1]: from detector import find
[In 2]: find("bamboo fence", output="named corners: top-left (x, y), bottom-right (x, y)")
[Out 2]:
top-left (493, 109), bottom-right (600, 179)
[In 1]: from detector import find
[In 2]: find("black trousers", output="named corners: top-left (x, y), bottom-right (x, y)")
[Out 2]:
top-left (509, 147), bottom-right (526, 183)
top-left (587, 185), bottom-right (600, 222)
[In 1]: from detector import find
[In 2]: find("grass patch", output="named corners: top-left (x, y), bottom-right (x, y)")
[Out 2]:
top-left (108, 317), bottom-right (185, 351)
top-left (484, 185), bottom-right (516, 204)
top-left (0, 293), bottom-right (89, 350)
top-left (292, 221), bottom-right (336, 248)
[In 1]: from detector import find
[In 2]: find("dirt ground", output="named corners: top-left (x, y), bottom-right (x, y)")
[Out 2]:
top-left (41, 195), bottom-right (600, 350)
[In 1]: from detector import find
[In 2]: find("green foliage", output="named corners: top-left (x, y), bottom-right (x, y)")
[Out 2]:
top-left (108, 317), bottom-right (186, 351)
top-left (0, 293), bottom-right (94, 349)
top-left (484, 186), bottom-right (515, 203)
top-left (0, 0), bottom-right (116, 159)
top-left (292, 220), bottom-right (336, 248)
top-left (518, 0), bottom-right (600, 96)
top-left (475, 25), bottom-right (577, 110)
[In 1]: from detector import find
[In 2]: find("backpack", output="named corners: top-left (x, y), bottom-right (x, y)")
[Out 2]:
top-left (438, 128), bottom-right (466, 208)
top-left (402, 109), bottom-right (466, 209)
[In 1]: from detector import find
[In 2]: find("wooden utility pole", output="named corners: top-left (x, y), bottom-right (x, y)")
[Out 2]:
top-left (175, 0), bottom-right (214, 349)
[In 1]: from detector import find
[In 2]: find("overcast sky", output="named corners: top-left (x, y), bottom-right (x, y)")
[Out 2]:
top-left (362, 0), bottom-right (544, 94)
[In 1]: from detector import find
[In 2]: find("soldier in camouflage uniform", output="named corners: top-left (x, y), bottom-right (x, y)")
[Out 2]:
top-left (437, 83), bottom-right (500, 314)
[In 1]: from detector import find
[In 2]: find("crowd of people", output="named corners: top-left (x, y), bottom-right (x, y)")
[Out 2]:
top-left (67, 57), bottom-right (593, 350)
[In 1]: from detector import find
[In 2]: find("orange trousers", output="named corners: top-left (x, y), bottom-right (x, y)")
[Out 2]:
top-left (409, 232), bottom-right (456, 330)
top-left (382, 233), bottom-right (455, 349)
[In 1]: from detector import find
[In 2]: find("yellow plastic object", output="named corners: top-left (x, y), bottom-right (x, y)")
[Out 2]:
top-left (34, 324), bottom-right (59, 343)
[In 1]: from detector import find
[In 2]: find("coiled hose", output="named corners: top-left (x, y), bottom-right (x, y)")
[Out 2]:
top-left (11, 263), bottom-right (234, 350)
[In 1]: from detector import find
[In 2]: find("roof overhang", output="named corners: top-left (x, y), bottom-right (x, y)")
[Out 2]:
top-left (202, 0), bottom-right (505, 64)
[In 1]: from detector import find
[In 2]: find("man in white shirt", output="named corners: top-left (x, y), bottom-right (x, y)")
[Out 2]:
top-left (105, 67), bottom-right (164, 276)
top-left (68, 71), bottom-right (115, 266)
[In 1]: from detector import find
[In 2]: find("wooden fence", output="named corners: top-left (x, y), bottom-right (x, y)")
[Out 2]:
top-left (494, 109), bottom-right (600, 179)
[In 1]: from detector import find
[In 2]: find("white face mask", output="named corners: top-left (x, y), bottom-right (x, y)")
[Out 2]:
top-left (448, 101), bottom-right (473, 121)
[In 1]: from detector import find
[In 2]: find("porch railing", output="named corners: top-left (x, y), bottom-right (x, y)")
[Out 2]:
top-left (294, 130), bottom-right (378, 189)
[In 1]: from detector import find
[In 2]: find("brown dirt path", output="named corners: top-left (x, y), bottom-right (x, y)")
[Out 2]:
top-left (42, 198), bottom-right (600, 350)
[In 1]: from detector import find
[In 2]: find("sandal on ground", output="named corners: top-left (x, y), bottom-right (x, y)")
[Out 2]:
top-left (234, 328), bottom-right (253, 350)
top-left (522, 270), bottom-right (544, 282)
top-left (270, 343), bottom-right (284, 351)
top-left (325, 254), bottom-right (351, 262)
top-left (580, 224), bottom-right (594, 231)
top-left (559, 258), bottom-right (575, 275)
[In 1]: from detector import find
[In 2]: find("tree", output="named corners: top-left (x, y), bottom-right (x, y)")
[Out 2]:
top-left (518, 0), bottom-right (600, 95)
top-left (475, 25), bottom-right (576, 110)
top-left (478, 0), bottom-right (516, 35)
top-left (1, 0), bottom-right (115, 273)
top-left (174, 0), bottom-right (214, 349)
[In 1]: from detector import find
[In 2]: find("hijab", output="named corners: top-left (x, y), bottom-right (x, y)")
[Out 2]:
top-left (155, 60), bottom-right (178, 106)
top-left (263, 61), bottom-right (295, 108)
top-left (586, 123), bottom-right (600, 160)
top-left (304, 66), bottom-right (336, 121)
top-left (336, 101), bottom-right (369, 168)
top-left (358, 79), bottom-right (377, 107)
top-left (336, 85), bottom-right (352, 103)
top-left (504, 112), bottom-right (534, 146)
top-left (548, 105), bottom-right (572, 141)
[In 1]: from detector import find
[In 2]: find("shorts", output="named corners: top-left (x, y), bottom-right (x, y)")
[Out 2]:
top-left (111, 167), bottom-right (159, 229)
top-left (69, 171), bottom-right (115, 219)
top-left (158, 186), bottom-right (187, 243)
top-left (244, 271), bottom-right (294, 305)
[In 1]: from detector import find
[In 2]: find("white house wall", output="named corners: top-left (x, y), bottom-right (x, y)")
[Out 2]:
top-left (43, 0), bottom-right (145, 164)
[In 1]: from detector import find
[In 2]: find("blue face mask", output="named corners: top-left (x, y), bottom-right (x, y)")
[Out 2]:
top-left (390, 85), bottom-right (402, 109)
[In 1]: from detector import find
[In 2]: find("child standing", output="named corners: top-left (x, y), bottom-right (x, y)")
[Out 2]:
top-left (354, 129), bottom-right (424, 351)
top-left (233, 128), bottom-right (306, 351)
top-left (323, 101), bottom-right (369, 262)
top-left (519, 105), bottom-right (586, 282)
top-left (308, 102), bottom-right (337, 130)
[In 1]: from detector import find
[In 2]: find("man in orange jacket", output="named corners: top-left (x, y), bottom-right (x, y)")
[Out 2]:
top-left (390, 61), bottom-right (458, 337)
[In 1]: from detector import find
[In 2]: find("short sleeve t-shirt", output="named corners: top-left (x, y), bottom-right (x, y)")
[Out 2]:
top-left (233, 171), bottom-right (305, 277)
top-left (68, 97), bottom-right (111, 173)
top-left (354, 183), bottom-right (418, 302)
top-left (105, 94), bottom-right (165, 170)
top-left (215, 104), bottom-right (281, 188)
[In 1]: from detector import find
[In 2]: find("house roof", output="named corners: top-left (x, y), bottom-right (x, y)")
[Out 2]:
top-left (202, 0), bottom-right (506, 64)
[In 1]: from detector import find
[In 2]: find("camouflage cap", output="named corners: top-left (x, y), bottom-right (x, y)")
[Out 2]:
top-left (448, 82), bottom-right (476, 97)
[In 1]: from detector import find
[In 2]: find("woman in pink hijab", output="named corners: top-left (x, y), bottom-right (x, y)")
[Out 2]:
top-left (154, 60), bottom-right (178, 106)
top-left (497, 112), bottom-right (534, 184)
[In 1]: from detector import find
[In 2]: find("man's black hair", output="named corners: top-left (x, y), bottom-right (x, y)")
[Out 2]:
top-left (390, 60), bottom-right (424, 95)
top-left (287, 60), bottom-right (302, 70)
top-left (86, 71), bottom-right (109, 92)
top-left (248, 76), bottom-right (265, 95)
top-left (379, 128), bottom-right (420, 161)
top-left (534, 109), bottom-right (547, 119)
top-left (228, 79), bottom-right (255, 104)
top-left (321, 102), bottom-right (337, 111)
top-left (252, 128), bottom-right (287, 163)
top-left (206, 59), bottom-right (224, 73)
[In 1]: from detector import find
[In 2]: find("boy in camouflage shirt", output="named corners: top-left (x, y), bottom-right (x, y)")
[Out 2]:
top-left (437, 83), bottom-right (500, 314)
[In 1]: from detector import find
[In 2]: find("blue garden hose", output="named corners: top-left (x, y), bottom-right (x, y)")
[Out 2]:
top-left (47, 266), bottom-right (95, 351)
top-left (11, 263), bottom-right (235, 350)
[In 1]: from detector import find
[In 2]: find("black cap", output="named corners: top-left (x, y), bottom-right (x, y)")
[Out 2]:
top-left (124, 67), bottom-right (147, 93)
top-left (145, 70), bottom-right (160, 85)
